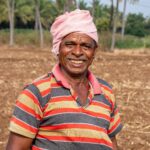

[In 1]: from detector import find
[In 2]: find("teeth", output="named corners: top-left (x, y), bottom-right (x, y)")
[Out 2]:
top-left (70, 60), bottom-right (83, 64)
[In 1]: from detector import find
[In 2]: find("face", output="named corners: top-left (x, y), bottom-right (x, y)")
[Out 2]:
top-left (58, 32), bottom-right (97, 77)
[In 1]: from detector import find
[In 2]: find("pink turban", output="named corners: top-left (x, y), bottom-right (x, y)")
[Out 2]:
top-left (50, 9), bottom-right (98, 55)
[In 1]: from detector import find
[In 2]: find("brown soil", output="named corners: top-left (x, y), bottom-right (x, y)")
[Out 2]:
top-left (0, 46), bottom-right (150, 150)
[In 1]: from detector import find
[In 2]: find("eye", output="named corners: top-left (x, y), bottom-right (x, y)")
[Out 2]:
top-left (64, 42), bottom-right (76, 49)
top-left (81, 44), bottom-right (93, 50)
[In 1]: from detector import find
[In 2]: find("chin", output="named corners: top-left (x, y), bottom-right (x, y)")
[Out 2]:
top-left (68, 68), bottom-right (88, 76)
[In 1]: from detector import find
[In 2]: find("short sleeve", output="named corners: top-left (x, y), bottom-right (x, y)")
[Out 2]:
top-left (108, 95), bottom-right (122, 137)
top-left (9, 84), bottom-right (43, 138)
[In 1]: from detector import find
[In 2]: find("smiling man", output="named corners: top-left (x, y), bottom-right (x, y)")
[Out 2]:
top-left (6, 9), bottom-right (122, 150)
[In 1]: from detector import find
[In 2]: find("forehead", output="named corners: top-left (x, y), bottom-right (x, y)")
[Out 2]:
top-left (62, 32), bottom-right (94, 43)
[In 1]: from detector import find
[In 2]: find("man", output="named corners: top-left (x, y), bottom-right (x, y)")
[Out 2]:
top-left (6, 9), bottom-right (122, 150)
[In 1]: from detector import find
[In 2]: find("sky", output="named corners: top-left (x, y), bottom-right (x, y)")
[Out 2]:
top-left (86, 0), bottom-right (150, 17)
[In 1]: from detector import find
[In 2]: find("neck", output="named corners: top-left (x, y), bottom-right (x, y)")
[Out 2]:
top-left (60, 66), bottom-right (88, 87)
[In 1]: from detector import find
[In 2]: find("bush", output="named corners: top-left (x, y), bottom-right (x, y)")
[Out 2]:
top-left (115, 35), bottom-right (144, 49)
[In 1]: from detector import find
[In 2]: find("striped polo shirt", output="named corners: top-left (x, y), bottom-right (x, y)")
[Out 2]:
top-left (9, 64), bottom-right (122, 150)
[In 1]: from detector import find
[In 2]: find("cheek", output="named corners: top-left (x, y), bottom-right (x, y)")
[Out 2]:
top-left (86, 51), bottom-right (95, 60)
top-left (58, 52), bottom-right (67, 64)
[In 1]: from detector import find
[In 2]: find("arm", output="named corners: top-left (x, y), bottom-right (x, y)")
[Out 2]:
top-left (111, 136), bottom-right (119, 150)
top-left (6, 132), bottom-right (33, 150)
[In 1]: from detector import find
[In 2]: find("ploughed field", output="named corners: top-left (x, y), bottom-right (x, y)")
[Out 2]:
top-left (0, 46), bottom-right (150, 150)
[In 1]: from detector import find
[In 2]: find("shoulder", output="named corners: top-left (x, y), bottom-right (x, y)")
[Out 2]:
top-left (96, 77), bottom-right (115, 105)
top-left (23, 72), bottom-right (53, 92)
top-left (22, 72), bottom-right (55, 108)
top-left (32, 72), bottom-right (53, 86)
top-left (96, 77), bottom-right (112, 91)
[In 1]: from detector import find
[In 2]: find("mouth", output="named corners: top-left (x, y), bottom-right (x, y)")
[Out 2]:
top-left (67, 58), bottom-right (86, 66)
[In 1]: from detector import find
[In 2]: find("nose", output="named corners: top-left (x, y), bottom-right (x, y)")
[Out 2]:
top-left (72, 45), bottom-right (83, 56)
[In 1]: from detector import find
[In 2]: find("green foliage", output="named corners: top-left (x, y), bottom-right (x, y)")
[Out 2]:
top-left (96, 17), bottom-right (109, 32)
top-left (15, 0), bottom-right (35, 24)
top-left (79, 0), bottom-right (88, 10)
top-left (125, 13), bottom-right (146, 37)
top-left (115, 35), bottom-right (144, 49)
top-left (0, 0), bottom-right (8, 23)
top-left (39, 0), bottom-right (59, 28)
top-left (144, 18), bottom-right (150, 35)
top-left (143, 36), bottom-right (150, 48)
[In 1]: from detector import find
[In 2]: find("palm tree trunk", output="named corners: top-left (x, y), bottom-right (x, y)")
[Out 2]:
top-left (75, 0), bottom-right (79, 9)
top-left (110, 0), bottom-right (119, 51)
top-left (34, 8), bottom-right (38, 30)
top-left (109, 0), bottom-right (114, 30)
top-left (92, 0), bottom-right (96, 22)
top-left (7, 0), bottom-right (15, 46)
top-left (121, 0), bottom-right (127, 39)
top-left (35, 0), bottom-right (44, 48)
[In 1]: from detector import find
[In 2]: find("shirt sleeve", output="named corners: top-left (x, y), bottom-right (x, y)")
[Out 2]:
top-left (108, 94), bottom-right (123, 138)
top-left (9, 84), bottom-right (43, 138)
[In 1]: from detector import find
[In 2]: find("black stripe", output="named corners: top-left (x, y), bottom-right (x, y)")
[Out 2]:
top-left (41, 113), bottom-right (110, 130)
top-left (33, 139), bottom-right (112, 150)
top-left (51, 87), bottom-right (71, 97)
top-left (109, 124), bottom-right (123, 138)
top-left (93, 94), bottom-right (112, 107)
top-left (97, 78), bottom-right (112, 89)
top-left (13, 106), bottom-right (40, 128)
top-left (26, 84), bottom-right (51, 108)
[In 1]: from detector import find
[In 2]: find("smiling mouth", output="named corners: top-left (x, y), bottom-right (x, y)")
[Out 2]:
top-left (67, 58), bottom-right (86, 64)
top-left (70, 60), bottom-right (84, 64)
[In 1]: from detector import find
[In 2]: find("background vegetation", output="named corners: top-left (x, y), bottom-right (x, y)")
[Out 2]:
top-left (0, 0), bottom-right (150, 50)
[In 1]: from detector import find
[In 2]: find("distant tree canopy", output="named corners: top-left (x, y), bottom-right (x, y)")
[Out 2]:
top-left (0, 0), bottom-right (150, 38)
top-left (125, 13), bottom-right (146, 37)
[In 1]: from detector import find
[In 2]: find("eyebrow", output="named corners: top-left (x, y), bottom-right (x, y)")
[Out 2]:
top-left (63, 40), bottom-right (95, 46)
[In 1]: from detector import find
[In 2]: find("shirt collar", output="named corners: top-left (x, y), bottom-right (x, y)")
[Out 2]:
top-left (52, 63), bottom-right (102, 94)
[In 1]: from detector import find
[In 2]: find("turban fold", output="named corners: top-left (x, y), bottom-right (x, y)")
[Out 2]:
top-left (50, 9), bottom-right (98, 55)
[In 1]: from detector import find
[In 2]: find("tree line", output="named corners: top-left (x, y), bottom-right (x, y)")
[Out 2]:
top-left (0, 0), bottom-right (150, 49)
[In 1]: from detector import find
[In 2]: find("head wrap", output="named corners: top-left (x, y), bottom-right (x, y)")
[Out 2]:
top-left (50, 9), bottom-right (98, 55)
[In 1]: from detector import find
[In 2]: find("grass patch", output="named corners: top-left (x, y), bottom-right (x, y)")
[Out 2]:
top-left (143, 36), bottom-right (150, 48)
top-left (0, 29), bottom-right (51, 47)
top-left (115, 35), bottom-right (144, 49)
